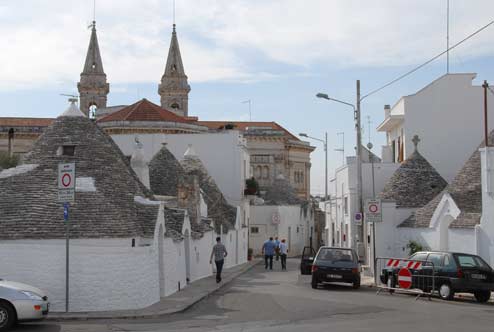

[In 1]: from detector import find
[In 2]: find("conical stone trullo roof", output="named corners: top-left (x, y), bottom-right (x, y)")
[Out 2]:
top-left (263, 174), bottom-right (303, 205)
top-left (402, 130), bottom-right (494, 228)
top-left (180, 145), bottom-right (236, 233)
top-left (379, 136), bottom-right (447, 208)
top-left (0, 103), bottom-right (157, 239)
top-left (149, 143), bottom-right (185, 197)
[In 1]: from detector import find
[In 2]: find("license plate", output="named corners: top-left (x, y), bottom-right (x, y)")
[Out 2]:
top-left (327, 274), bottom-right (342, 279)
top-left (471, 274), bottom-right (487, 280)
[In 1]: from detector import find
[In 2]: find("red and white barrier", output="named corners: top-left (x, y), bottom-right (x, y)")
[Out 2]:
top-left (386, 259), bottom-right (422, 270)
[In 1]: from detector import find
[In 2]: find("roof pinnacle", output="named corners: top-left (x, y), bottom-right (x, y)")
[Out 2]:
top-left (412, 135), bottom-right (421, 151)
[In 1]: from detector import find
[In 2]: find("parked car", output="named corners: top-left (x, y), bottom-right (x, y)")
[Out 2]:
top-left (300, 246), bottom-right (317, 275)
top-left (380, 251), bottom-right (494, 302)
top-left (311, 247), bottom-right (361, 289)
top-left (0, 279), bottom-right (49, 331)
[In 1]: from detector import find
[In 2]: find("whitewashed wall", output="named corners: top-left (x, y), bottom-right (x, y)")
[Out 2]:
top-left (189, 232), bottom-right (214, 282)
top-left (0, 239), bottom-right (159, 312)
top-left (383, 74), bottom-right (494, 182)
top-left (163, 238), bottom-right (187, 296)
top-left (250, 205), bottom-right (312, 257)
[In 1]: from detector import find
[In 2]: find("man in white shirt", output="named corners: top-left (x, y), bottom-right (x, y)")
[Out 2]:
top-left (279, 239), bottom-right (288, 270)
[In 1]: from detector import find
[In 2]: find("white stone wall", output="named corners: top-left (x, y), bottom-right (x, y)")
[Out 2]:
top-left (382, 74), bottom-right (494, 182)
top-left (163, 238), bottom-right (187, 296)
top-left (250, 205), bottom-right (312, 257)
top-left (0, 239), bottom-right (159, 312)
top-left (189, 232), bottom-right (214, 282)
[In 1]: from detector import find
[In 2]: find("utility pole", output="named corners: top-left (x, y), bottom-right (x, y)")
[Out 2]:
top-left (335, 132), bottom-right (345, 166)
top-left (324, 132), bottom-right (328, 200)
top-left (355, 80), bottom-right (365, 261)
top-left (483, 81), bottom-right (489, 147)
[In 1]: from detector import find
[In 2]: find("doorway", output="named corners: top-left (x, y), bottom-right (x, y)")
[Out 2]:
top-left (184, 229), bottom-right (191, 283)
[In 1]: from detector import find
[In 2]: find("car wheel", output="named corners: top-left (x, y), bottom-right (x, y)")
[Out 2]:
top-left (0, 301), bottom-right (15, 332)
top-left (474, 290), bottom-right (491, 303)
top-left (311, 277), bottom-right (318, 289)
top-left (353, 280), bottom-right (361, 289)
top-left (438, 283), bottom-right (455, 301)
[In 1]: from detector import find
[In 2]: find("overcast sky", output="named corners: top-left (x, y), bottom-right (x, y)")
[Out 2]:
top-left (2, 0), bottom-right (494, 194)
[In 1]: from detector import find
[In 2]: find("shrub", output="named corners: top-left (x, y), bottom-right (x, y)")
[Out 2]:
top-left (0, 152), bottom-right (19, 169)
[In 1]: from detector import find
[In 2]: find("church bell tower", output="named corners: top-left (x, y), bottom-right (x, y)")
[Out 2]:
top-left (158, 24), bottom-right (191, 117)
top-left (78, 21), bottom-right (109, 117)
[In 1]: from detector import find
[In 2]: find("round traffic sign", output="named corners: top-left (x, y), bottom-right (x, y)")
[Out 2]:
top-left (61, 173), bottom-right (72, 187)
top-left (398, 268), bottom-right (412, 289)
top-left (369, 204), bottom-right (379, 213)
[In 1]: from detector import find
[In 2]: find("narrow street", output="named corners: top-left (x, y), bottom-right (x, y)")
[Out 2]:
top-left (15, 258), bottom-right (494, 332)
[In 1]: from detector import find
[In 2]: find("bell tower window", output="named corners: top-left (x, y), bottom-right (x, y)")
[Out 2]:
top-left (171, 103), bottom-right (180, 109)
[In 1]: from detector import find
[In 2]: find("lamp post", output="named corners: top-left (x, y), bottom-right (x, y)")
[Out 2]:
top-left (299, 132), bottom-right (328, 200)
top-left (316, 81), bottom-right (365, 263)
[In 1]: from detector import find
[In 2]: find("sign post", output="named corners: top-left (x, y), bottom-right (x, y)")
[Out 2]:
top-left (58, 163), bottom-right (75, 313)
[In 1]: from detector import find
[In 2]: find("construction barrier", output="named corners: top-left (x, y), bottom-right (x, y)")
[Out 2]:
top-left (375, 257), bottom-right (436, 300)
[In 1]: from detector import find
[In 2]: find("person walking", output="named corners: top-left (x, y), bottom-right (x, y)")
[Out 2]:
top-left (274, 237), bottom-right (281, 261)
top-left (262, 237), bottom-right (276, 270)
top-left (210, 237), bottom-right (227, 283)
top-left (279, 239), bottom-right (288, 270)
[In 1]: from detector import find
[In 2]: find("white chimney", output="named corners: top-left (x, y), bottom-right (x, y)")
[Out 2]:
top-left (384, 104), bottom-right (391, 118)
top-left (130, 138), bottom-right (150, 189)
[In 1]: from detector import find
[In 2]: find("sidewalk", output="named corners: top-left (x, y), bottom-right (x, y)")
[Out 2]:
top-left (47, 259), bottom-right (260, 321)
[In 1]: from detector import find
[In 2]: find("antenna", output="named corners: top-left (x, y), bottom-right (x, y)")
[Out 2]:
top-left (173, 0), bottom-right (176, 26)
top-left (60, 94), bottom-right (79, 104)
top-left (241, 100), bottom-right (252, 121)
top-left (447, 0), bottom-right (450, 73)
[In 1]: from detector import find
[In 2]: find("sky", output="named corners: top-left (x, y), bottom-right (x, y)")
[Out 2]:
top-left (1, 0), bottom-right (494, 195)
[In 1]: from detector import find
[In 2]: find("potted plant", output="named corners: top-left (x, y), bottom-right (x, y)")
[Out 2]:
top-left (244, 177), bottom-right (259, 196)
top-left (248, 248), bottom-right (254, 261)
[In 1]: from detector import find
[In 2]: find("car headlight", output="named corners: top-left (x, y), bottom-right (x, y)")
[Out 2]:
top-left (20, 291), bottom-right (43, 301)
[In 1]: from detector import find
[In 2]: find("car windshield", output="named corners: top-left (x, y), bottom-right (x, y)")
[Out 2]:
top-left (455, 254), bottom-right (490, 269)
top-left (317, 248), bottom-right (355, 262)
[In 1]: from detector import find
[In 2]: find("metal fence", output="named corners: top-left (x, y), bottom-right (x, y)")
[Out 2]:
top-left (375, 257), bottom-right (436, 300)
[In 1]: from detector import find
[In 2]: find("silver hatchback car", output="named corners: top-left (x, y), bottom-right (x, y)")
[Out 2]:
top-left (0, 279), bottom-right (49, 331)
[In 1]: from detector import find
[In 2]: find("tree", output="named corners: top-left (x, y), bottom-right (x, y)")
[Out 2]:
top-left (0, 152), bottom-right (19, 169)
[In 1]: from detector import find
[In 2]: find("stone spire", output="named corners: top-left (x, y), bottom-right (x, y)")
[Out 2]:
top-left (158, 24), bottom-right (191, 117)
top-left (78, 21), bottom-right (110, 117)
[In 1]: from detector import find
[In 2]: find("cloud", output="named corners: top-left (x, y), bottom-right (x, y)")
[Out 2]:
top-left (1, 0), bottom-right (494, 91)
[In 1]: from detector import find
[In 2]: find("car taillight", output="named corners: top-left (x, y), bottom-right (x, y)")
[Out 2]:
top-left (351, 268), bottom-right (359, 274)
top-left (311, 265), bottom-right (318, 272)
top-left (34, 305), bottom-right (41, 311)
top-left (457, 268), bottom-right (464, 278)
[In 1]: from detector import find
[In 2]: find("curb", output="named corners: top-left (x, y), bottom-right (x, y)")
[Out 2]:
top-left (46, 260), bottom-right (260, 321)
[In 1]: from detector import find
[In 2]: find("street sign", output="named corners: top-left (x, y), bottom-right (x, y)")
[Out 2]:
top-left (365, 199), bottom-right (382, 223)
top-left (272, 212), bottom-right (280, 225)
top-left (354, 212), bottom-right (362, 226)
top-left (58, 163), bottom-right (75, 203)
top-left (398, 268), bottom-right (412, 289)
top-left (63, 202), bottom-right (69, 221)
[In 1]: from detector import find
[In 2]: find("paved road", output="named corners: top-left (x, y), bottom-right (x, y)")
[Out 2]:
top-left (15, 259), bottom-right (494, 332)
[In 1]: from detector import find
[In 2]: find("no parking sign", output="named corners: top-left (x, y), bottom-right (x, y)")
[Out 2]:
top-left (365, 199), bottom-right (382, 223)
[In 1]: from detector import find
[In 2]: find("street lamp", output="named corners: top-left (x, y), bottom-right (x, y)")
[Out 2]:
top-left (299, 132), bottom-right (328, 201)
top-left (316, 80), bottom-right (365, 263)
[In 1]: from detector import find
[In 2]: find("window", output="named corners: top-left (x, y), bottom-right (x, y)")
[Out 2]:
top-left (250, 227), bottom-right (259, 234)
top-left (262, 166), bottom-right (269, 179)
top-left (455, 254), bottom-right (489, 268)
top-left (427, 253), bottom-right (443, 267)
top-left (62, 145), bottom-right (75, 156)
top-left (89, 105), bottom-right (97, 119)
top-left (443, 255), bottom-right (456, 270)
top-left (344, 196), bottom-right (348, 215)
top-left (171, 103), bottom-right (180, 109)
top-left (410, 252), bottom-right (428, 262)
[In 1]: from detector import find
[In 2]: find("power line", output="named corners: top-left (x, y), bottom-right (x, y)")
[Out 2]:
top-left (362, 19), bottom-right (494, 101)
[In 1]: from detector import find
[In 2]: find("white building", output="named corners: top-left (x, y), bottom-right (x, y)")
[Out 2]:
top-left (321, 151), bottom-right (399, 260)
top-left (377, 73), bottom-right (494, 182)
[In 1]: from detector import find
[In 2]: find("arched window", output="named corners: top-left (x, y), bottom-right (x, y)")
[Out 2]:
top-left (255, 166), bottom-right (262, 179)
top-left (89, 104), bottom-right (97, 120)
top-left (170, 103), bottom-right (180, 109)
top-left (262, 166), bottom-right (269, 179)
